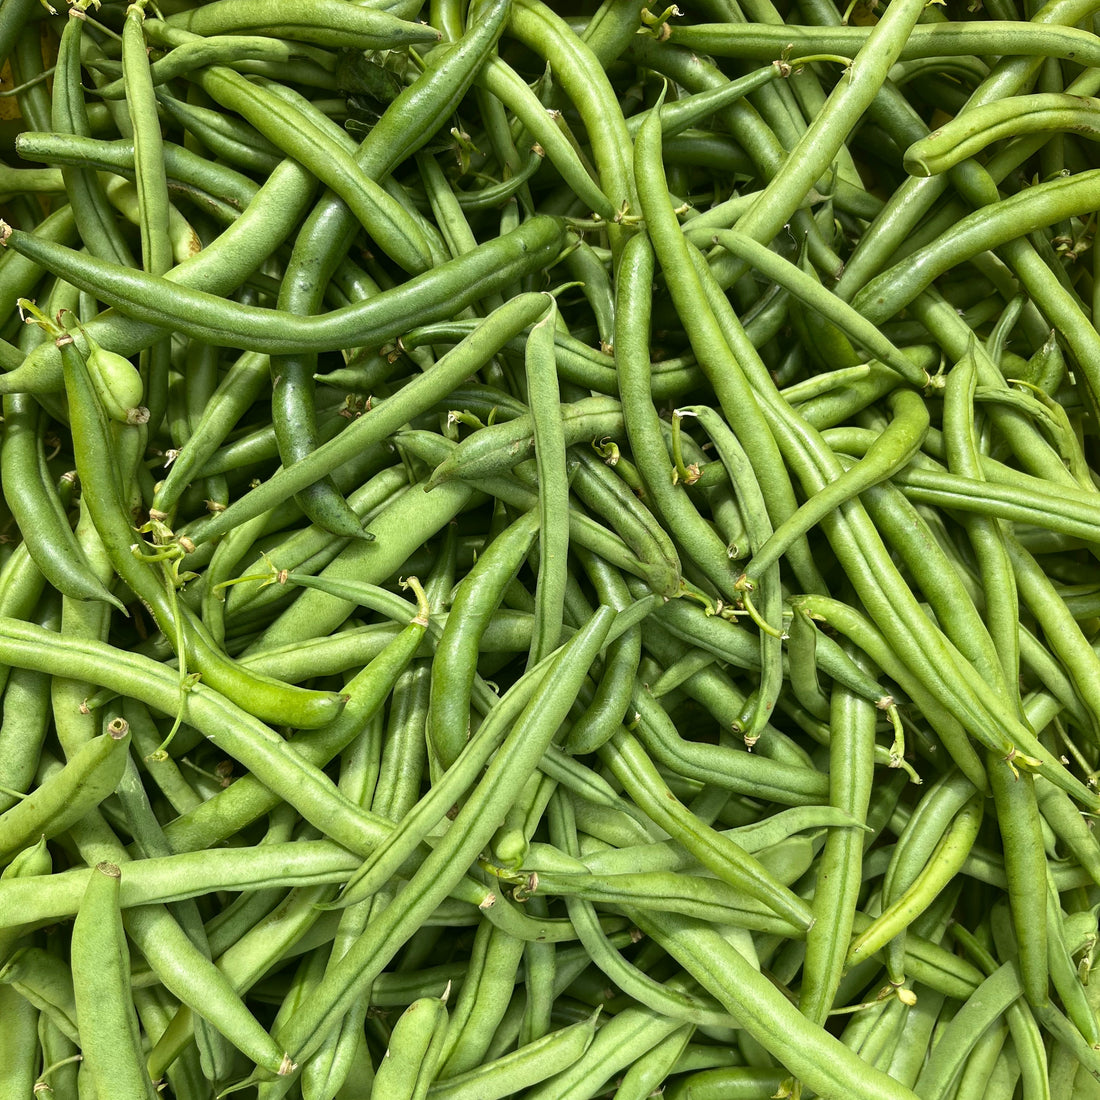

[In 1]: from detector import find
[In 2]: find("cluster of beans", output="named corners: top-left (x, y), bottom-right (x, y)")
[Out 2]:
top-left (2, 0), bottom-right (1100, 1096)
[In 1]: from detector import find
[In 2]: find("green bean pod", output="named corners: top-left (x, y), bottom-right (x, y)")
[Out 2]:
top-left (853, 170), bottom-right (1100, 323)
top-left (0, 946), bottom-right (80, 1046)
top-left (71, 863), bottom-right (160, 1100)
top-left (1, 393), bottom-right (123, 608)
top-left (369, 990), bottom-right (450, 1100)
top-left (57, 329), bottom-right (346, 730)
top-left (988, 753), bottom-right (1050, 1009)
top-left (0, 726), bottom-right (129, 867)
top-left (905, 93), bottom-right (1100, 176)
top-left (0, 215), bottom-right (565, 358)
top-left (427, 1012), bottom-right (597, 1100)
top-left (162, 1), bottom-right (440, 49)
top-left (428, 509), bottom-right (539, 770)
top-left (845, 793), bottom-right (984, 970)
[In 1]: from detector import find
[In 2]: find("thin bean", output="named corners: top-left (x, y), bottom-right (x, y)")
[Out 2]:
top-left (845, 793), bottom-right (983, 970)
top-left (629, 907), bottom-right (920, 1100)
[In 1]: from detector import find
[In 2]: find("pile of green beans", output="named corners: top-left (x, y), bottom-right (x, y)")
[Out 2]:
top-left (2, 0), bottom-right (1100, 1096)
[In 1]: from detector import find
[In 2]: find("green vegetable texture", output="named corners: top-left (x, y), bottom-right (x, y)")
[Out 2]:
top-left (1, 0), bottom-right (1100, 1096)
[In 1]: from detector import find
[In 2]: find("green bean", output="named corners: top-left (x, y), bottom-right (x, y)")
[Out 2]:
top-left (264, 606), bottom-right (614, 1075)
top-left (630, 907), bottom-right (921, 1100)
top-left (564, 551), bottom-right (642, 755)
top-left (0, 0), bottom-right (41, 93)
top-left (627, 668), bottom-right (830, 805)
top-left (613, 233), bottom-right (746, 597)
top-left (428, 508), bottom-right (538, 768)
top-left (70, 864), bottom-right (162, 1098)
top-left (436, 922), bottom-right (523, 1078)
top-left (800, 671), bottom-right (877, 1023)
top-left (0, 724), bottom-right (129, 867)
top-left (0, 982), bottom-right (38, 1099)
top-left (566, 449), bottom-right (681, 600)
top-left (369, 990), bottom-right (450, 1100)
top-left (427, 1012), bottom-right (597, 1100)
top-left (854, 171), bottom-right (1100, 323)
top-left (891, 461), bottom-right (1100, 546)
top-left (146, 882), bottom-right (339, 1082)
top-left (988, 753), bottom-right (1050, 1009)
top-left (510, 0), bottom-right (633, 222)
top-left (163, 0), bottom-right (440, 49)
top-left (613, 1024), bottom-right (694, 1100)
top-left (913, 969), bottom-right (1016, 1099)
top-left (524, 298), bottom-right (569, 666)
top-left (906, 93), bottom-right (1100, 177)
top-left (52, 11), bottom-right (134, 269)
top-left (15, 131), bottom-right (261, 218)
top-left (0, 146), bottom-right (318, 388)
top-left (95, 34), bottom-right (293, 99)
top-left (846, 793), bottom-right (983, 970)
top-left (270, 222), bottom-right (377, 541)
top-left (673, 17), bottom-right (1100, 62)
top-left (0, 946), bottom-right (80, 1046)
top-left (123, 3), bottom-right (173, 282)
top-left (0, 651), bottom-right (48, 814)
top-left (665, 1065), bottom-right (789, 1100)
top-left (600, 729), bottom-right (813, 930)
top-left (0, 211), bottom-right (563, 362)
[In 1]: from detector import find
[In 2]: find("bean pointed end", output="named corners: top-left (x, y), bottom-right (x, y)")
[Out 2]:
top-left (0, 222), bottom-right (11, 247)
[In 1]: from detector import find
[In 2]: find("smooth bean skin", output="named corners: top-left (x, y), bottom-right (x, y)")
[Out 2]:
top-left (187, 292), bottom-right (550, 547)
top-left (630, 908), bottom-right (921, 1100)
top-left (853, 170), bottom-right (1100, 323)
top-left (668, 19), bottom-right (1100, 67)
top-left (988, 755), bottom-right (1050, 1009)
top-left (163, 0), bottom-right (441, 49)
top-left (71, 863), bottom-right (161, 1100)
top-left (369, 991), bottom-right (449, 1100)
top-left (427, 1013), bottom-right (597, 1100)
top-left (428, 509), bottom-right (539, 770)
top-left (0, 726), bottom-right (129, 866)
top-left (0, 215), bottom-right (565, 357)
top-left (906, 93), bottom-right (1100, 176)
top-left (267, 607), bottom-right (615, 1074)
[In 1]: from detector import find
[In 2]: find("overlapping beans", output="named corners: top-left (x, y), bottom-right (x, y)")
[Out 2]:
top-left (1, 0), bottom-right (1099, 1097)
